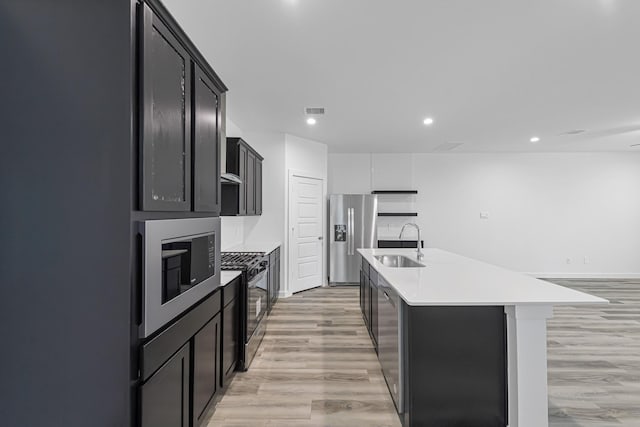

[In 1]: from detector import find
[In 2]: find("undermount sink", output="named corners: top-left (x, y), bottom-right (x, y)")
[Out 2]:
top-left (374, 255), bottom-right (425, 268)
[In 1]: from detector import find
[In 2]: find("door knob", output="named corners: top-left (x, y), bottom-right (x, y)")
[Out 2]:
top-left (318, 236), bottom-right (323, 240)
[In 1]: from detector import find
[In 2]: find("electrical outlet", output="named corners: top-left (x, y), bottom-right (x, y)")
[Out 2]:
top-left (584, 256), bottom-right (589, 264)
top-left (566, 257), bottom-right (572, 264)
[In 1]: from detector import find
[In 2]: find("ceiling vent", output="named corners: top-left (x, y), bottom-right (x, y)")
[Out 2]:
top-left (305, 107), bottom-right (325, 115)
top-left (559, 129), bottom-right (586, 135)
top-left (432, 142), bottom-right (464, 152)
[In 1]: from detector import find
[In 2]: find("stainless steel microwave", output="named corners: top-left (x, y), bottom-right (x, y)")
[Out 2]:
top-left (139, 217), bottom-right (221, 338)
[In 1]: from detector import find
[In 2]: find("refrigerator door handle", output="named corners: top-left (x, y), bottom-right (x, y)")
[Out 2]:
top-left (347, 208), bottom-right (353, 255)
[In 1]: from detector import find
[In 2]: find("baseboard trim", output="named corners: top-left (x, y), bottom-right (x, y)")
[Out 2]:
top-left (526, 272), bottom-right (640, 279)
top-left (278, 290), bottom-right (293, 298)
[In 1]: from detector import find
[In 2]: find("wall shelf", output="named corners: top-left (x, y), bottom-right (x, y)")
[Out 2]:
top-left (378, 212), bottom-right (418, 217)
top-left (371, 190), bottom-right (418, 194)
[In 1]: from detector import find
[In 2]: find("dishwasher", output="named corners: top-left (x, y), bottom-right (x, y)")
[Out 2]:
top-left (377, 276), bottom-right (403, 414)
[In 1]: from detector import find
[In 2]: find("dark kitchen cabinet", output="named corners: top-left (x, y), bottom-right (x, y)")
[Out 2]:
top-left (221, 138), bottom-right (264, 216)
top-left (362, 267), bottom-right (370, 327)
top-left (268, 246), bottom-right (281, 313)
top-left (369, 276), bottom-right (378, 350)
top-left (238, 144), bottom-right (248, 215)
top-left (359, 256), bottom-right (507, 426)
top-left (222, 277), bottom-right (241, 386)
top-left (193, 312), bottom-right (222, 426)
top-left (140, 3), bottom-right (226, 213)
top-left (246, 151), bottom-right (256, 215)
top-left (192, 65), bottom-right (222, 213)
top-left (140, 3), bottom-right (192, 212)
top-left (141, 289), bottom-right (223, 427)
top-left (140, 343), bottom-right (190, 427)
top-left (360, 270), bottom-right (365, 314)
top-left (255, 159), bottom-right (263, 215)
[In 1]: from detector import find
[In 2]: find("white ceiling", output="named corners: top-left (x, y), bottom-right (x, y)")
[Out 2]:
top-left (163, 0), bottom-right (640, 153)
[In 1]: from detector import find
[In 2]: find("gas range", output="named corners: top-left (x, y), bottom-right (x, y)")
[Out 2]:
top-left (220, 252), bottom-right (265, 272)
top-left (220, 251), bottom-right (269, 371)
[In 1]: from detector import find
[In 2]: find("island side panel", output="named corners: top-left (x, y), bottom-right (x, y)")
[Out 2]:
top-left (505, 305), bottom-right (553, 427)
top-left (402, 304), bottom-right (508, 427)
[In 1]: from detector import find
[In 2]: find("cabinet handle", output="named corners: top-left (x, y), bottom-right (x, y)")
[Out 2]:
top-left (383, 291), bottom-right (390, 300)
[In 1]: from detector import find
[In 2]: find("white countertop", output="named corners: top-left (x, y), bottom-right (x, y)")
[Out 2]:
top-left (358, 248), bottom-right (608, 307)
top-left (224, 241), bottom-right (281, 255)
top-left (220, 270), bottom-right (242, 287)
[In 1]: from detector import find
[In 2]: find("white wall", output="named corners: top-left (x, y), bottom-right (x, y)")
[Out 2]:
top-left (221, 120), bottom-right (286, 252)
top-left (328, 152), bottom-right (640, 277)
top-left (284, 134), bottom-right (329, 295)
top-left (241, 131), bottom-right (286, 245)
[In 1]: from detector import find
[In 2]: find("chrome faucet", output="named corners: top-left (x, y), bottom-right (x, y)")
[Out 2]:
top-left (399, 223), bottom-right (424, 260)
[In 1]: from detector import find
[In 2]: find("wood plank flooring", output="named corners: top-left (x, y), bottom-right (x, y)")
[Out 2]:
top-left (206, 280), bottom-right (640, 426)
top-left (547, 279), bottom-right (640, 427)
top-left (206, 286), bottom-right (400, 427)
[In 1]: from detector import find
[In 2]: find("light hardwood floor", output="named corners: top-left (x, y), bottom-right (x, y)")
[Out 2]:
top-left (206, 280), bottom-right (639, 427)
top-left (547, 279), bottom-right (640, 427)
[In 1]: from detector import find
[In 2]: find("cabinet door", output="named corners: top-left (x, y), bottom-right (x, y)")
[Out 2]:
top-left (222, 297), bottom-right (239, 385)
top-left (363, 272), bottom-right (370, 327)
top-left (246, 151), bottom-right (256, 215)
top-left (255, 159), bottom-right (263, 215)
top-left (193, 313), bottom-right (221, 426)
top-left (192, 65), bottom-right (221, 213)
top-left (370, 278), bottom-right (378, 349)
top-left (359, 270), bottom-right (365, 314)
top-left (238, 144), bottom-right (248, 215)
top-left (141, 4), bottom-right (191, 211)
top-left (141, 343), bottom-right (190, 427)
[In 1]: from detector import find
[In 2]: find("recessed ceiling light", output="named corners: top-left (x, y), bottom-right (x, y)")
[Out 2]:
top-left (306, 117), bottom-right (316, 125)
top-left (423, 117), bottom-right (434, 126)
top-left (530, 136), bottom-right (540, 143)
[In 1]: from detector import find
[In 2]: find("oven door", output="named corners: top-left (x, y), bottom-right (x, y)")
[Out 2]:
top-left (246, 267), bottom-right (268, 340)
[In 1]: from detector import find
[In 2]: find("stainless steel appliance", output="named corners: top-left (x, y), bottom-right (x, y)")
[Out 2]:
top-left (378, 276), bottom-right (403, 413)
top-left (220, 252), bottom-right (268, 370)
top-left (329, 194), bottom-right (378, 284)
top-left (139, 217), bottom-right (221, 338)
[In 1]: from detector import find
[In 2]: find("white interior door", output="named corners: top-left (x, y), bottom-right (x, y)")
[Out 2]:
top-left (289, 175), bottom-right (323, 294)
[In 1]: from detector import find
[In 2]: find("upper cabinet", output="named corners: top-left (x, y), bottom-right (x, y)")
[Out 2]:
top-left (221, 138), bottom-right (263, 216)
top-left (192, 66), bottom-right (223, 214)
top-left (139, 2), bottom-right (227, 213)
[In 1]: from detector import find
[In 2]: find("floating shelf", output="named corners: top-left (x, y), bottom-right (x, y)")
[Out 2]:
top-left (371, 190), bottom-right (418, 194)
top-left (378, 212), bottom-right (418, 217)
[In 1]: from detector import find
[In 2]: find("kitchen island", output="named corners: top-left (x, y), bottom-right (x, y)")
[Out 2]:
top-left (358, 248), bottom-right (607, 427)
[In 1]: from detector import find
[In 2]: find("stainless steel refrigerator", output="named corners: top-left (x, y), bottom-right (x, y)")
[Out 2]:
top-left (329, 194), bottom-right (378, 284)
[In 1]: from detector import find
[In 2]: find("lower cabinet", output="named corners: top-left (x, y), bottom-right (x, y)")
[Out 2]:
top-left (140, 343), bottom-right (190, 427)
top-left (193, 313), bottom-right (221, 426)
top-left (222, 277), bottom-right (241, 386)
top-left (268, 246), bottom-right (281, 313)
top-left (369, 276), bottom-right (378, 350)
top-left (140, 285), bottom-right (241, 427)
top-left (362, 269), bottom-right (370, 327)
top-left (360, 256), bottom-right (508, 427)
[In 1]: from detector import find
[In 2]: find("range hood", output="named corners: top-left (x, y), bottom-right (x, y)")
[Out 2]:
top-left (219, 93), bottom-right (241, 185)
top-left (221, 173), bottom-right (241, 184)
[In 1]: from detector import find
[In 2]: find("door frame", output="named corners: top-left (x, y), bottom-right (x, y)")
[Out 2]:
top-left (285, 169), bottom-right (326, 297)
